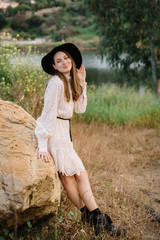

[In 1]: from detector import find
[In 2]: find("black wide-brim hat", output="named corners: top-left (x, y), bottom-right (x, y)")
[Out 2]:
top-left (41, 43), bottom-right (82, 75)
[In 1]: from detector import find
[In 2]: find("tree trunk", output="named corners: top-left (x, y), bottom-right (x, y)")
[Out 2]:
top-left (157, 78), bottom-right (160, 98)
top-left (150, 47), bottom-right (158, 101)
top-left (151, 0), bottom-right (159, 100)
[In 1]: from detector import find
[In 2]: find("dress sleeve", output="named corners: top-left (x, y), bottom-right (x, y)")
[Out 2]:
top-left (35, 77), bottom-right (61, 152)
top-left (74, 83), bottom-right (87, 113)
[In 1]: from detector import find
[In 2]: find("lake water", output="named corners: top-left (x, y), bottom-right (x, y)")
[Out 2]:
top-left (82, 51), bottom-right (114, 85)
top-left (11, 51), bottom-right (114, 85)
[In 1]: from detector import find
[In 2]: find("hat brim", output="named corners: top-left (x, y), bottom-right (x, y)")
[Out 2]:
top-left (41, 43), bottom-right (82, 75)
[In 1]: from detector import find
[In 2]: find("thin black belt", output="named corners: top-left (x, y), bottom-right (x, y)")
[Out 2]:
top-left (57, 116), bottom-right (72, 142)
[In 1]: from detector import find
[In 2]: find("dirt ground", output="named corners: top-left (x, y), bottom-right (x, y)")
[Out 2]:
top-left (17, 122), bottom-right (160, 240)
top-left (72, 122), bottom-right (160, 240)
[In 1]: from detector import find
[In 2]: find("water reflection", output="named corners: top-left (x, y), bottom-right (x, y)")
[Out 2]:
top-left (82, 51), bottom-right (114, 85)
top-left (82, 51), bottom-right (111, 70)
top-left (86, 68), bottom-right (114, 85)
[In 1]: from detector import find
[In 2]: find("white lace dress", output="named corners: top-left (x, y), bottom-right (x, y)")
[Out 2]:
top-left (35, 75), bottom-right (87, 176)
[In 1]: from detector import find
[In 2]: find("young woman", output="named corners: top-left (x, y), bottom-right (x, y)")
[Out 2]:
top-left (35, 43), bottom-right (124, 236)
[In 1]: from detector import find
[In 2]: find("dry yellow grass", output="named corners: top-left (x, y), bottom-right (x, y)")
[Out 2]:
top-left (17, 122), bottom-right (160, 240)
top-left (72, 121), bottom-right (160, 240)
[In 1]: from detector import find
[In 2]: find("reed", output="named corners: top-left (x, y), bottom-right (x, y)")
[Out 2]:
top-left (74, 84), bottom-right (160, 127)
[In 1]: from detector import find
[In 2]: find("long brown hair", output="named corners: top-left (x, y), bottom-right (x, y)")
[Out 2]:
top-left (51, 51), bottom-right (83, 102)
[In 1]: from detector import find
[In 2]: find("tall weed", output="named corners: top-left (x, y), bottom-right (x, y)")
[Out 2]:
top-left (0, 42), bottom-right (48, 118)
top-left (74, 84), bottom-right (160, 127)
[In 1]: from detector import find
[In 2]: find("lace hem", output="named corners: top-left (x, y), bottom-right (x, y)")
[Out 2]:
top-left (50, 148), bottom-right (85, 176)
top-left (58, 169), bottom-right (85, 176)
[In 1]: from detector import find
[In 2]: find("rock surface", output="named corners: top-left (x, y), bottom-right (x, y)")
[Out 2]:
top-left (0, 100), bottom-right (61, 231)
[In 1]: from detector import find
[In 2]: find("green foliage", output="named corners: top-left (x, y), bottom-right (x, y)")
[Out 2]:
top-left (0, 228), bottom-right (14, 240)
top-left (27, 15), bottom-right (45, 28)
top-left (33, 1), bottom-right (50, 10)
top-left (15, 0), bottom-right (31, 4)
top-left (11, 14), bottom-right (44, 38)
top-left (113, 68), bottom-right (154, 90)
top-left (73, 24), bottom-right (97, 40)
top-left (67, 1), bottom-right (87, 16)
top-left (11, 14), bottom-right (28, 31)
top-left (27, 221), bottom-right (32, 229)
top-left (0, 13), bottom-right (7, 29)
top-left (5, 6), bottom-right (18, 17)
top-left (85, 0), bottom-right (160, 96)
top-left (18, 31), bottom-right (31, 40)
top-left (17, 3), bottom-right (31, 12)
top-left (25, 221), bottom-right (32, 232)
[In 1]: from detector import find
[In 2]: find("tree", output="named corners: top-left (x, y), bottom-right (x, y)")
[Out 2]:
top-left (86, 0), bottom-right (160, 100)
top-left (5, 6), bottom-right (18, 17)
top-left (0, 13), bottom-right (7, 29)
top-left (27, 15), bottom-right (45, 28)
top-left (17, 3), bottom-right (31, 12)
top-left (11, 14), bottom-right (28, 31)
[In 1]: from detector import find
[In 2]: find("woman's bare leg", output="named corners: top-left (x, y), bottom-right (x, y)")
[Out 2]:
top-left (75, 170), bottom-right (98, 211)
top-left (59, 173), bottom-right (85, 209)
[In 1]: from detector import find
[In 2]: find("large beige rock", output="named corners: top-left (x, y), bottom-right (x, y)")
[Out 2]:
top-left (0, 100), bottom-right (61, 231)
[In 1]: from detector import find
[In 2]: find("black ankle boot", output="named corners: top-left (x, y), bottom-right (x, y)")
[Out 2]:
top-left (81, 207), bottom-right (126, 237)
top-left (90, 208), bottom-right (109, 235)
top-left (80, 206), bottom-right (90, 224)
top-left (90, 208), bottom-right (126, 237)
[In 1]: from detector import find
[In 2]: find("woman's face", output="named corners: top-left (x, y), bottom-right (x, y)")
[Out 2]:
top-left (53, 51), bottom-right (72, 75)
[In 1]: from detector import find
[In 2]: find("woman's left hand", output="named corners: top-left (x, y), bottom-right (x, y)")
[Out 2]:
top-left (77, 65), bottom-right (86, 86)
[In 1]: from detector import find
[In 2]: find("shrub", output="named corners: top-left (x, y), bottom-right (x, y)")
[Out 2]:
top-left (0, 43), bottom-right (49, 118)
top-left (18, 31), bottom-right (31, 40)
top-left (59, 0), bottom-right (67, 7)
top-left (34, 2), bottom-right (48, 10)
top-left (17, 4), bottom-right (32, 13)
top-left (43, 13), bottom-right (50, 18)
top-left (46, 16), bottom-right (57, 26)
top-left (45, 14), bottom-right (61, 28)
top-left (27, 15), bottom-right (45, 28)
top-left (67, 25), bottom-right (79, 36)
top-left (11, 14), bottom-right (28, 31)
top-left (67, 2), bottom-right (86, 15)
top-left (5, 6), bottom-right (18, 17)
top-left (37, 23), bottom-right (57, 36)
top-left (36, 23), bottom-right (48, 35)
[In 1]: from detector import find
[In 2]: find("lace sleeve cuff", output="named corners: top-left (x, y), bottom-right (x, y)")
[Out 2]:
top-left (37, 139), bottom-right (48, 152)
top-left (81, 83), bottom-right (87, 97)
top-left (74, 83), bottom-right (87, 113)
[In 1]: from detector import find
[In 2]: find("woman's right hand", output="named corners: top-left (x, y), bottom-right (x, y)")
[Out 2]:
top-left (77, 64), bottom-right (86, 86)
top-left (37, 151), bottom-right (52, 162)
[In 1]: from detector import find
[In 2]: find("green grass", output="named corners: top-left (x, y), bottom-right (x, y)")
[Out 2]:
top-left (74, 84), bottom-right (160, 127)
top-left (73, 25), bottom-right (97, 40)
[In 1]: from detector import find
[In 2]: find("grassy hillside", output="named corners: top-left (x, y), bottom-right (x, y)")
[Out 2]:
top-left (0, 0), bottom-right (99, 48)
